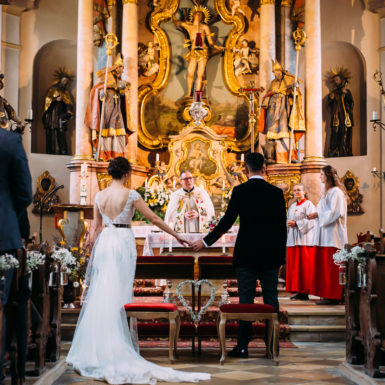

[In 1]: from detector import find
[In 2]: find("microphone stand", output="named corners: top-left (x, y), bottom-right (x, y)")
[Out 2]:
top-left (39, 185), bottom-right (64, 244)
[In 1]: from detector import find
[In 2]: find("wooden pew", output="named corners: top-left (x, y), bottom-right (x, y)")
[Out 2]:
top-left (359, 251), bottom-right (385, 377)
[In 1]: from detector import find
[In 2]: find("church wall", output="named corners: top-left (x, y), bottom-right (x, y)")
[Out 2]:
top-left (319, 0), bottom-right (383, 242)
top-left (18, 0), bottom-right (79, 241)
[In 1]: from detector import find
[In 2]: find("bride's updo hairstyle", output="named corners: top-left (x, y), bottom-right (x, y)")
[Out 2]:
top-left (108, 157), bottom-right (131, 179)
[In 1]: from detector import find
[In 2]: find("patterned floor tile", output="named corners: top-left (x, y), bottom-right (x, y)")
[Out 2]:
top-left (212, 370), bottom-right (272, 380)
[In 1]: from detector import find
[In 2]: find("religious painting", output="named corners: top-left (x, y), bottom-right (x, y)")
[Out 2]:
top-left (178, 138), bottom-right (218, 178)
top-left (341, 170), bottom-right (364, 215)
top-left (137, 0), bottom-right (261, 151)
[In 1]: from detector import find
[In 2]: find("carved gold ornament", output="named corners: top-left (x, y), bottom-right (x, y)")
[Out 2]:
top-left (266, 172), bottom-right (301, 207)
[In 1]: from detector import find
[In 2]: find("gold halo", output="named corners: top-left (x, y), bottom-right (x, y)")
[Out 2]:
top-left (188, 5), bottom-right (211, 24)
top-left (325, 66), bottom-right (351, 83)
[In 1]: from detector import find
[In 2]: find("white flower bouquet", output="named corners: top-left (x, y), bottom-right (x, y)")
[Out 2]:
top-left (51, 247), bottom-right (76, 269)
top-left (333, 246), bottom-right (365, 266)
top-left (26, 251), bottom-right (46, 272)
top-left (0, 253), bottom-right (19, 271)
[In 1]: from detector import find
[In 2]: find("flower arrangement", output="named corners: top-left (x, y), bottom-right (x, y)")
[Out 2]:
top-left (133, 185), bottom-right (171, 223)
top-left (333, 246), bottom-right (365, 266)
top-left (68, 244), bottom-right (92, 286)
top-left (26, 251), bottom-right (46, 272)
top-left (51, 246), bottom-right (77, 268)
top-left (203, 215), bottom-right (222, 232)
top-left (0, 253), bottom-right (19, 271)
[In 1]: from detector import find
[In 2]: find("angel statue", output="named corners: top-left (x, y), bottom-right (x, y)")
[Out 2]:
top-left (172, 5), bottom-right (224, 98)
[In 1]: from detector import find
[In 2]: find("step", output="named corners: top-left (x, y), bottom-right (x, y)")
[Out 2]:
top-left (289, 324), bottom-right (346, 342)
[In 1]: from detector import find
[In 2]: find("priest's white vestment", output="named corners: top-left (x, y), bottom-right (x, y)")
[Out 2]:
top-left (165, 187), bottom-right (215, 233)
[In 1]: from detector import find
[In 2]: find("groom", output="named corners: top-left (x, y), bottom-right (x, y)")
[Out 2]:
top-left (192, 153), bottom-right (287, 357)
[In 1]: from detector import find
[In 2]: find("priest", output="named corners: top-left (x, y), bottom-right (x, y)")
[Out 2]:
top-left (165, 171), bottom-right (215, 233)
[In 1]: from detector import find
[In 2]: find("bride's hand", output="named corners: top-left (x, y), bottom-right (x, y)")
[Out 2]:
top-left (175, 235), bottom-right (191, 248)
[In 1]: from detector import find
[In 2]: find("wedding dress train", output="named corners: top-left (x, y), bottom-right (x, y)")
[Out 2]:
top-left (66, 190), bottom-right (210, 384)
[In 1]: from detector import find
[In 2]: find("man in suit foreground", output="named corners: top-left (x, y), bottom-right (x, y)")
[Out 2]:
top-left (0, 127), bottom-right (32, 383)
top-left (192, 153), bottom-right (287, 358)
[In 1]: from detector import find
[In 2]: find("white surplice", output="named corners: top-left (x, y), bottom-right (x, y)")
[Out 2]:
top-left (286, 199), bottom-right (316, 247)
top-left (66, 190), bottom-right (210, 385)
top-left (313, 187), bottom-right (348, 249)
top-left (164, 187), bottom-right (215, 233)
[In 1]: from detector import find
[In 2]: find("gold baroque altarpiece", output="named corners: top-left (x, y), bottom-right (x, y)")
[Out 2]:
top-left (137, 0), bottom-right (260, 152)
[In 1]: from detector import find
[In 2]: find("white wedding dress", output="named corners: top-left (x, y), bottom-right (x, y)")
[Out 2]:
top-left (66, 190), bottom-right (210, 385)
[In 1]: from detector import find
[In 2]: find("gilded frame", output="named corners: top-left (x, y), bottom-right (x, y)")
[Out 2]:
top-left (57, 210), bottom-right (89, 249)
top-left (175, 135), bottom-right (221, 182)
top-left (138, 0), bottom-right (260, 152)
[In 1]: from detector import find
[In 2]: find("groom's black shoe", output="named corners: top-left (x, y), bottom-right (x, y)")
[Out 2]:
top-left (227, 346), bottom-right (249, 358)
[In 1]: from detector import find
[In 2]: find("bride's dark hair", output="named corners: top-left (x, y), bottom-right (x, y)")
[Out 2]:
top-left (108, 157), bottom-right (131, 179)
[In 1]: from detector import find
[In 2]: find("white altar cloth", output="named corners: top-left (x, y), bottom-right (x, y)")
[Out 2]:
top-left (142, 226), bottom-right (239, 256)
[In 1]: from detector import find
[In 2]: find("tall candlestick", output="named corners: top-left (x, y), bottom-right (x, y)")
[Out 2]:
top-left (221, 234), bottom-right (226, 254)
top-left (168, 222), bottom-right (173, 252)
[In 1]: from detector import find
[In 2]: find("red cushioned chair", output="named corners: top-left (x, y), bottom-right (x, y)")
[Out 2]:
top-left (125, 303), bottom-right (180, 363)
top-left (218, 303), bottom-right (279, 365)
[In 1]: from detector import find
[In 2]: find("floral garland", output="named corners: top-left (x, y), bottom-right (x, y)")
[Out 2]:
top-left (26, 251), bottom-right (45, 272)
top-left (176, 279), bottom-right (216, 323)
top-left (333, 246), bottom-right (365, 266)
top-left (0, 253), bottom-right (19, 271)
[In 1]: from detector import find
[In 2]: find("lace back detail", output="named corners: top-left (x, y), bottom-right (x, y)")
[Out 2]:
top-left (95, 190), bottom-right (141, 226)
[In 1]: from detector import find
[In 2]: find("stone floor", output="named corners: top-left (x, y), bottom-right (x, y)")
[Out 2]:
top-left (54, 342), bottom-right (360, 385)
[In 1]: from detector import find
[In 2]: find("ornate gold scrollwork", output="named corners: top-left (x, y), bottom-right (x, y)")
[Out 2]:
top-left (138, 0), bottom-right (179, 149)
top-left (266, 173), bottom-right (301, 207)
top-left (215, 0), bottom-right (260, 152)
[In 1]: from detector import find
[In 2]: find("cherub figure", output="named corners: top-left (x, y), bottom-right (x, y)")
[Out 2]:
top-left (138, 41), bottom-right (160, 77)
top-left (189, 142), bottom-right (204, 174)
top-left (231, 0), bottom-right (245, 17)
top-left (233, 39), bottom-right (256, 76)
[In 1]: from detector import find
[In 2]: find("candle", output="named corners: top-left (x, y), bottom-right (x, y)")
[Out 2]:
top-left (222, 180), bottom-right (225, 191)
top-left (373, 111), bottom-right (378, 120)
top-left (241, 154), bottom-right (244, 162)
top-left (173, 179), bottom-right (176, 189)
top-left (168, 222), bottom-right (173, 252)
top-left (156, 153), bottom-right (160, 162)
top-left (372, 167), bottom-right (377, 173)
top-left (84, 162), bottom-right (88, 174)
top-left (27, 108), bottom-right (33, 120)
top-left (221, 235), bottom-right (226, 254)
top-left (145, 178), bottom-right (148, 189)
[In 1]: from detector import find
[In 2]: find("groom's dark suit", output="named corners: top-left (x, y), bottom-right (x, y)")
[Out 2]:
top-left (203, 176), bottom-right (287, 349)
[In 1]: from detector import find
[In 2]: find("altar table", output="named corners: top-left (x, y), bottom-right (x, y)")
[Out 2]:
top-left (142, 227), bottom-right (239, 256)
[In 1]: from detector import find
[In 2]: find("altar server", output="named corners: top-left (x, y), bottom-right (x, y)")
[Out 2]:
top-left (286, 183), bottom-right (316, 301)
top-left (165, 170), bottom-right (215, 233)
top-left (307, 165), bottom-right (348, 305)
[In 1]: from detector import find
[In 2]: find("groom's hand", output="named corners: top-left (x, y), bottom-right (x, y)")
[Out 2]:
top-left (192, 239), bottom-right (205, 252)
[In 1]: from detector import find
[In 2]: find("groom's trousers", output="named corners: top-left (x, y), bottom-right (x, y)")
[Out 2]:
top-left (235, 267), bottom-right (279, 349)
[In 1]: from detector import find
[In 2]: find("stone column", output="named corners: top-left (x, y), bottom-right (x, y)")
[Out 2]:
top-left (280, 0), bottom-right (295, 74)
top-left (70, 0), bottom-right (94, 204)
top-left (122, 0), bottom-right (138, 163)
top-left (301, 0), bottom-right (326, 204)
top-left (75, 0), bottom-right (93, 159)
top-left (259, 0), bottom-right (276, 91)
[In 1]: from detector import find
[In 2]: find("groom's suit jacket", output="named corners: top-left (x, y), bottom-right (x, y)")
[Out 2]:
top-left (204, 177), bottom-right (287, 271)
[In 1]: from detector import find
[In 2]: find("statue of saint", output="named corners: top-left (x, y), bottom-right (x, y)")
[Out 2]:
top-left (325, 67), bottom-right (354, 157)
top-left (85, 55), bottom-right (133, 161)
top-left (0, 73), bottom-right (24, 132)
top-left (258, 60), bottom-right (305, 164)
top-left (172, 6), bottom-right (224, 98)
top-left (42, 68), bottom-right (74, 155)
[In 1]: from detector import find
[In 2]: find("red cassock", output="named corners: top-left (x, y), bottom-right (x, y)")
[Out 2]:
top-left (286, 245), bottom-right (315, 294)
top-left (285, 199), bottom-right (316, 295)
top-left (308, 246), bottom-right (343, 300)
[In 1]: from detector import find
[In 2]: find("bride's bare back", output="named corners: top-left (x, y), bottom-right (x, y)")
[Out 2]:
top-left (97, 185), bottom-right (130, 222)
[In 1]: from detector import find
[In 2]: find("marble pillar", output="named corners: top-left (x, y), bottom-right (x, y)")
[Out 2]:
top-left (279, 0), bottom-right (295, 74)
top-left (301, 0), bottom-right (326, 204)
top-left (122, 0), bottom-right (138, 163)
top-left (70, 0), bottom-right (93, 204)
top-left (259, 0), bottom-right (276, 92)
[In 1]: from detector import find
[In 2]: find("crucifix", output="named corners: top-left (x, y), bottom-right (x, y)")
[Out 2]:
top-left (239, 81), bottom-right (263, 152)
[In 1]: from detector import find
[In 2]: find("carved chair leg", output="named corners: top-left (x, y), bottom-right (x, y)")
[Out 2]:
top-left (273, 317), bottom-right (280, 365)
top-left (169, 317), bottom-right (176, 363)
top-left (218, 313), bottom-right (227, 365)
top-left (174, 314), bottom-right (180, 359)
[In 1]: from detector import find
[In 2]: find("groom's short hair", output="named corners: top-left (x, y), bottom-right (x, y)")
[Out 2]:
top-left (245, 153), bottom-right (265, 171)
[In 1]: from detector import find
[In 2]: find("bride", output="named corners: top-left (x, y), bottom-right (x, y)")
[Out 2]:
top-left (66, 157), bottom-right (210, 384)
